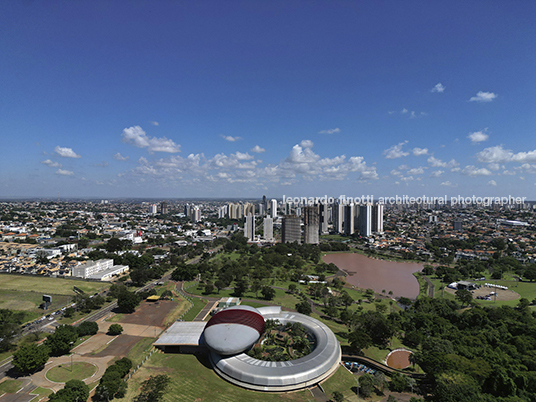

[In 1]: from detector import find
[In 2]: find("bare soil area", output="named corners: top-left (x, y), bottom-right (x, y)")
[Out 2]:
top-left (117, 300), bottom-right (176, 327)
top-left (91, 335), bottom-right (146, 358)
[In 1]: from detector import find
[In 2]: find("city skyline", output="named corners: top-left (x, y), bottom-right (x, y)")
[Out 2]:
top-left (1, 2), bottom-right (535, 199)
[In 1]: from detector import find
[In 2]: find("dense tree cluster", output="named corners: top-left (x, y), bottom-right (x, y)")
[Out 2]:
top-left (0, 309), bottom-right (24, 352)
top-left (94, 357), bottom-right (132, 401)
top-left (48, 379), bottom-right (89, 402)
top-left (133, 374), bottom-right (171, 402)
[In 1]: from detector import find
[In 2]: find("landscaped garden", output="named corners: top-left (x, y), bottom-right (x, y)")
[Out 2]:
top-left (247, 320), bottom-right (314, 362)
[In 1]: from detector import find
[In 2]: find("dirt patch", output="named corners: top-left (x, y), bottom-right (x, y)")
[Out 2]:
top-left (74, 333), bottom-right (114, 356)
top-left (91, 335), bottom-right (146, 358)
top-left (117, 300), bottom-right (176, 327)
top-left (445, 286), bottom-right (520, 301)
top-left (386, 350), bottom-right (412, 369)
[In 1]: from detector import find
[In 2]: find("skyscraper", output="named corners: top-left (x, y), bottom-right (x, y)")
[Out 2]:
top-left (319, 203), bottom-right (329, 234)
top-left (270, 199), bottom-right (278, 218)
top-left (263, 217), bottom-right (273, 241)
top-left (160, 201), bottom-right (168, 214)
top-left (333, 203), bottom-right (344, 234)
top-left (372, 203), bottom-right (384, 233)
top-left (344, 204), bottom-right (355, 235)
top-left (245, 213), bottom-right (255, 241)
top-left (282, 215), bottom-right (301, 244)
top-left (304, 206), bottom-right (319, 244)
top-left (358, 204), bottom-right (372, 237)
top-left (192, 206), bottom-right (201, 222)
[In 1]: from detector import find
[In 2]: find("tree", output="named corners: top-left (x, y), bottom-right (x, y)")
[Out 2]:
top-left (45, 325), bottom-right (78, 356)
top-left (214, 279), bottom-right (226, 293)
top-left (331, 391), bottom-right (344, 402)
top-left (108, 324), bottom-right (123, 335)
top-left (261, 286), bottom-right (276, 300)
top-left (251, 279), bottom-right (262, 297)
top-left (76, 321), bottom-right (98, 336)
top-left (12, 344), bottom-right (49, 373)
top-left (389, 372), bottom-right (407, 392)
top-left (359, 373), bottom-right (375, 397)
top-left (204, 282), bottom-right (214, 295)
top-left (288, 283), bottom-right (297, 293)
top-left (233, 280), bottom-right (248, 297)
top-left (49, 379), bottom-right (89, 402)
top-left (349, 329), bottom-right (372, 352)
top-left (117, 290), bottom-right (141, 313)
top-left (171, 264), bottom-right (198, 281)
top-left (0, 309), bottom-right (24, 352)
top-left (134, 374), bottom-right (171, 402)
top-left (455, 289), bottom-right (473, 307)
top-left (296, 301), bottom-right (312, 315)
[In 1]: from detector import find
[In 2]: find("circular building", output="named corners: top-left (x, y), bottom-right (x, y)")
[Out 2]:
top-left (208, 306), bottom-right (341, 392)
top-left (204, 305), bottom-right (265, 355)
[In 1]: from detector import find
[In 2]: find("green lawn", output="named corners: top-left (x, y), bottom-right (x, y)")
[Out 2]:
top-left (0, 274), bottom-right (110, 295)
top-left (0, 379), bottom-right (22, 394)
top-left (46, 361), bottom-right (97, 383)
top-left (0, 290), bottom-right (72, 323)
top-left (181, 298), bottom-right (208, 321)
top-left (116, 353), bottom-right (311, 402)
top-left (321, 365), bottom-right (358, 401)
top-left (29, 387), bottom-right (53, 401)
top-left (126, 338), bottom-right (156, 366)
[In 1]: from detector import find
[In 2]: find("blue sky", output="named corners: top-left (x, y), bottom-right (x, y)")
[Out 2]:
top-left (1, 1), bottom-right (535, 199)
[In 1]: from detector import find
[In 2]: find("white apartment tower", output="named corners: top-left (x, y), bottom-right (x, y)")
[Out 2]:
top-left (358, 204), bottom-right (372, 237)
top-left (263, 217), bottom-right (273, 241)
top-left (270, 199), bottom-right (278, 218)
top-left (343, 204), bottom-right (355, 235)
top-left (245, 213), bottom-right (255, 241)
top-left (372, 204), bottom-right (384, 233)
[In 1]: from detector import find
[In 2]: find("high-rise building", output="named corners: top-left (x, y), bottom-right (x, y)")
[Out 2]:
top-left (218, 205), bottom-right (228, 219)
top-left (263, 217), bottom-right (273, 241)
top-left (245, 213), bottom-right (255, 241)
top-left (304, 206), bottom-right (320, 244)
top-left (244, 203), bottom-right (255, 217)
top-left (372, 204), bottom-right (384, 233)
top-left (333, 203), bottom-right (344, 234)
top-left (149, 204), bottom-right (158, 214)
top-left (160, 201), bottom-right (168, 215)
top-left (270, 199), bottom-right (278, 218)
top-left (319, 203), bottom-right (329, 234)
top-left (282, 215), bottom-right (301, 244)
top-left (344, 204), bottom-right (355, 235)
top-left (228, 203), bottom-right (243, 220)
top-left (184, 203), bottom-right (191, 218)
top-left (358, 205), bottom-right (372, 237)
top-left (192, 206), bottom-right (201, 222)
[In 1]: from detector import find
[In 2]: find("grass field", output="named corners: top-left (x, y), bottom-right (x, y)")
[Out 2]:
top-left (181, 297), bottom-right (208, 321)
top-left (29, 387), bottom-right (53, 401)
top-left (162, 299), bottom-right (191, 326)
top-left (0, 379), bottom-right (22, 394)
top-left (427, 276), bottom-right (536, 307)
top-left (321, 365), bottom-right (357, 401)
top-left (0, 274), bottom-right (110, 295)
top-left (116, 353), bottom-right (311, 402)
top-left (46, 362), bottom-right (97, 383)
top-left (127, 338), bottom-right (156, 366)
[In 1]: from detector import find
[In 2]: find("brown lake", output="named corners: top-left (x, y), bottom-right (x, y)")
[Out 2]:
top-left (322, 253), bottom-right (423, 298)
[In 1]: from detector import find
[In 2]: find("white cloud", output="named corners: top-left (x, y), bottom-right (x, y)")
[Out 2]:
top-left (113, 153), bottom-right (130, 161)
top-left (54, 146), bottom-right (81, 158)
top-left (427, 156), bottom-right (459, 168)
top-left (469, 91), bottom-right (498, 102)
top-left (461, 165), bottom-right (493, 176)
top-left (233, 152), bottom-right (254, 161)
top-left (412, 147), bottom-right (429, 156)
top-left (407, 167), bottom-right (426, 175)
top-left (94, 161), bottom-right (109, 167)
top-left (300, 140), bottom-right (314, 148)
top-left (221, 135), bottom-right (241, 142)
top-left (441, 181), bottom-right (457, 187)
top-left (476, 145), bottom-right (536, 164)
top-left (150, 121), bottom-right (159, 126)
top-left (122, 126), bottom-right (180, 153)
top-left (41, 159), bottom-right (62, 168)
top-left (502, 170), bottom-right (516, 176)
top-left (467, 129), bottom-right (489, 143)
top-left (431, 83), bottom-right (445, 93)
top-left (383, 141), bottom-right (409, 159)
top-left (390, 169), bottom-right (402, 177)
top-left (55, 169), bottom-right (74, 176)
top-left (401, 108), bottom-right (408, 114)
top-left (319, 128), bottom-right (341, 134)
top-left (487, 163), bottom-right (501, 171)
top-left (250, 145), bottom-right (265, 153)
top-left (430, 170), bottom-right (444, 177)
top-left (488, 180), bottom-right (497, 186)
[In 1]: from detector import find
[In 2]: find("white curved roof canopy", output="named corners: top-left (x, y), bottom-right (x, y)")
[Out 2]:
top-left (209, 306), bottom-right (341, 391)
